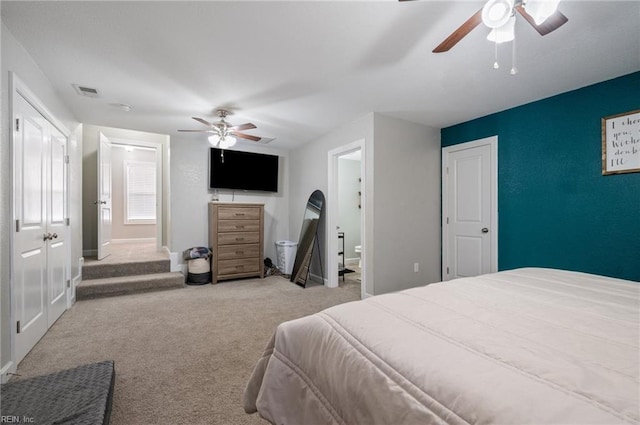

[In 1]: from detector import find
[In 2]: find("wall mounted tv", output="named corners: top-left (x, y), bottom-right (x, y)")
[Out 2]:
top-left (209, 148), bottom-right (279, 192)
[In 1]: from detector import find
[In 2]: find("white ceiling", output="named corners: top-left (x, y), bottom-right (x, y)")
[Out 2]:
top-left (2, 1), bottom-right (639, 150)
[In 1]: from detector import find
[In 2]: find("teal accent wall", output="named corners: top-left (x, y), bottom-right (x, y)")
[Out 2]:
top-left (442, 72), bottom-right (640, 281)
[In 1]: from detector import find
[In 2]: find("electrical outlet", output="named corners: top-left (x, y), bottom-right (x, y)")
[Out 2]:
top-left (414, 263), bottom-right (419, 273)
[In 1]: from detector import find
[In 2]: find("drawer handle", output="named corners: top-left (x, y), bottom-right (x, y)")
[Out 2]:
top-left (235, 237), bottom-right (244, 241)
top-left (236, 225), bottom-right (245, 229)
top-left (236, 265), bottom-right (245, 270)
top-left (235, 213), bottom-right (245, 217)
top-left (236, 251), bottom-right (244, 255)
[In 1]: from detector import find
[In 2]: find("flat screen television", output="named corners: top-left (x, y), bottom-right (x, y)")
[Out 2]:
top-left (209, 148), bottom-right (279, 192)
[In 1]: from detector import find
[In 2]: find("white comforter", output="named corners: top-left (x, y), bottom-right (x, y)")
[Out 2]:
top-left (244, 268), bottom-right (640, 425)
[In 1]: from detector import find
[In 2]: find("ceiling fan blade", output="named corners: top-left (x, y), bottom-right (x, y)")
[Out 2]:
top-left (192, 117), bottom-right (214, 127)
top-left (516, 5), bottom-right (568, 36)
top-left (231, 132), bottom-right (262, 142)
top-left (433, 8), bottom-right (483, 53)
top-left (177, 129), bottom-right (213, 133)
top-left (228, 123), bottom-right (257, 132)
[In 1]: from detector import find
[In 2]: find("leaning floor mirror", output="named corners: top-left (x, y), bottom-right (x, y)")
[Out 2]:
top-left (290, 190), bottom-right (325, 287)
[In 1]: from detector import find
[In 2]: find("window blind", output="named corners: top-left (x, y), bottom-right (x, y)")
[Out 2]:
top-left (125, 161), bottom-right (156, 223)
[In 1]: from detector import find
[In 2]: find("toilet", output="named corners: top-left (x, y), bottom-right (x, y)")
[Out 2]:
top-left (355, 245), bottom-right (362, 268)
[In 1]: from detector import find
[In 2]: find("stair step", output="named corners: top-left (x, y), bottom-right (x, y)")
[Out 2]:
top-left (77, 272), bottom-right (185, 300)
top-left (82, 259), bottom-right (170, 280)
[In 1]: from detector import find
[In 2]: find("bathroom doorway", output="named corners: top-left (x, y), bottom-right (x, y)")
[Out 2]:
top-left (337, 151), bottom-right (362, 287)
top-left (328, 139), bottom-right (369, 298)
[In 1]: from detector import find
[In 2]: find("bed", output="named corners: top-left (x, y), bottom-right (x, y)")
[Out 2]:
top-left (244, 268), bottom-right (639, 425)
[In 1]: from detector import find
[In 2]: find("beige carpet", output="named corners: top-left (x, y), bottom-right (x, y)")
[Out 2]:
top-left (14, 276), bottom-right (361, 425)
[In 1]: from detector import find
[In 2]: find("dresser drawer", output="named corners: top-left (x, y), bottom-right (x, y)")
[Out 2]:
top-left (218, 258), bottom-right (260, 275)
top-left (218, 207), bottom-right (261, 220)
top-left (218, 232), bottom-right (260, 245)
top-left (217, 219), bottom-right (260, 233)
top-left (217, 244), bottom-right (260, 260)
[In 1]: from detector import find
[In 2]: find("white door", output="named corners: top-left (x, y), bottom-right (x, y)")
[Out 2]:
top-left (14, 94), bottom-right (49, 363)
top-left (97, 133), bottom-right (112, 260)
top-left (47, 127), bottom-right (68, 325)
top-left (442, 137), bottom-right (497, 280)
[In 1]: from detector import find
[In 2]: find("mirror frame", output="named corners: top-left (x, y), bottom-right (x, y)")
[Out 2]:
top-left (290, 190), bottom-right (325, 287)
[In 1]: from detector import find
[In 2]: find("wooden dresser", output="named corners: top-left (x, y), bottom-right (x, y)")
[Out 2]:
top-left (208, 202), bottom-right (264, 283)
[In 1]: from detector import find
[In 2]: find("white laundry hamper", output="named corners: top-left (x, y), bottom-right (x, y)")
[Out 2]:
top-left (275, 240), bottom-right (297, 275)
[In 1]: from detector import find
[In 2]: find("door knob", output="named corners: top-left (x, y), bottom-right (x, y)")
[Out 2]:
top-left (93, 200), bottom-right (107, 205)
top-left (52, 233), bottom-right (58, 239)
top-left (481, 228), bottom-right (489, 233)
top-left (43, 232), bottom-right (52, 241)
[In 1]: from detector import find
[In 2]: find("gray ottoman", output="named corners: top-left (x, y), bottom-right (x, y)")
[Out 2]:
top-left (0, 360), bottom-right (115, 425)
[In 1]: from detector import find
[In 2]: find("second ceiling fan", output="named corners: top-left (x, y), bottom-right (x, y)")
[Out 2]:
top-left (430, 0), bottom-right (568, 53)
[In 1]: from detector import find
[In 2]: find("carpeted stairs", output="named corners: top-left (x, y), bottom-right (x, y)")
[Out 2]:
top-left (77, 256), bottom-right (184, 300)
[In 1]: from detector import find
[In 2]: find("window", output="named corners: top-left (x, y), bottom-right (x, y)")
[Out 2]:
top-left (124, 160), bottom-right (156, 224)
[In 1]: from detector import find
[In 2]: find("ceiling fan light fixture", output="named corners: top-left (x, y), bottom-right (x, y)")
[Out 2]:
top-left (482, 0), bottom-right (515, 29)
top-left (219, 135), bottom-right (237, 149)
top-left (524, 0), bottom-right (561, 25)
top-left (208, 134), bottom-right (236, 149)
top-left (208, 134), bottom-right (221, 147)
top-left (487, 16), bottom-right (516, 44)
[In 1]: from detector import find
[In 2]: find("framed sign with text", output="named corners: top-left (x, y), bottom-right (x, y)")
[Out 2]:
top-left (602, 109), bottom-right (640, 175)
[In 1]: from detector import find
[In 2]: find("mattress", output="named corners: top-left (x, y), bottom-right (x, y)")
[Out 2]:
top-left (244, 268), bottom-right (640, 425)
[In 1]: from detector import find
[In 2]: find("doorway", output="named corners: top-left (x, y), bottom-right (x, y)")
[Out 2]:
top-left (337, 151), bottom-right (362, 286)
top-left (94, 135), bottom-right (163, 262)
top-left (442, 136), bottom-right (498, 280)
top-left (328, 139), bottom-right (369, 298)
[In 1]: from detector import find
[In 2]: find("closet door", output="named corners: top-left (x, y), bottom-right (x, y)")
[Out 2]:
top-left (47, 126), bottom-right (68, 326)
top-left (14, 94), bottom-right (49, 363)
top-left (13, 92), bottom-right (69, 364)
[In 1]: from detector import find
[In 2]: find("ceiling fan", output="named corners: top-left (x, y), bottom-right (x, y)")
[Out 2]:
top-left (178, 109), bottom-right (263, 149)
top-left (426, 0), bottom-right (568, 53)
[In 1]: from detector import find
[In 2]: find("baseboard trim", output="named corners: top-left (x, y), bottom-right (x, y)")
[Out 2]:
top-left (309, 272), bottom-right (329, 286)
top-left (166, 248), bottom-right (182, 273)
top-left (69, 258), bottom-right (83, 306)
top-left (1, 361), bottom-right (16, 384)
top-left (83, 249), bottom-right (97, 257)
top-left (112, 238), bottom-right (156, 244)
top-left (72, 273), bottom-right (82, 295)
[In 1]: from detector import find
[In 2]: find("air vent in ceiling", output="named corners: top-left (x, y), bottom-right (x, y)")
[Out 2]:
top-left (72, 84), bottom-right (100, 98)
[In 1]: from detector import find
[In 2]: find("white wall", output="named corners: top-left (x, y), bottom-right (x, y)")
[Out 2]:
top-left (1, 22), bottom-right (83, 375)
top-left (372, 113), bottom-right (441, 293)
top-left (338, 157), bottom-right (361, 260)
top-left (289, 112), bottom-right (440, 296)
top-left (170, 136), bottom-right (289, 266)
top-left (82, 125), bottom-right (170, 252)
